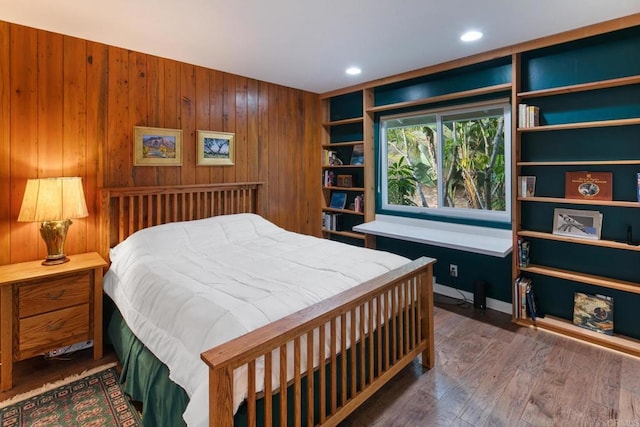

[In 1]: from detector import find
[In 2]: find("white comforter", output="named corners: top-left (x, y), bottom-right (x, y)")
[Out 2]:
top-left (103, 213), bottom-right (410, 426)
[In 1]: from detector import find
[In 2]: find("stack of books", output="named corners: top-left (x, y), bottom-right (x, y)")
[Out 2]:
top-left (518, 104), bottom-right (540, 128)
top-left (514, 276), bottom-right (538, 320)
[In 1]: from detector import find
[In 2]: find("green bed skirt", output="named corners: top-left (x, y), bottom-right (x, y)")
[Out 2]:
top-left (108, 303), bottom-right (190, 427)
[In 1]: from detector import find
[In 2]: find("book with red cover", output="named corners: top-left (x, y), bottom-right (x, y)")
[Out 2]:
top-left (565, 171), bottom-right (612, 201)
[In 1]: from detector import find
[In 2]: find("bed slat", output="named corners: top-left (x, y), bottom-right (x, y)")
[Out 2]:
top-left (279, 344), bottom-right (287, 427)
top-left (306, 330), bottom-right (314, 427)
top-left (264, 352), bottom-right (273, 427)
top-left (247, 360), bottom-right (256, 427)
top-left (293, 337), bottom-right (301, 427)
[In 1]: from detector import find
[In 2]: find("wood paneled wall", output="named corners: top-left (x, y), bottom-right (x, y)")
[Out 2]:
top-left (0, 21), bottom-right (322, 265)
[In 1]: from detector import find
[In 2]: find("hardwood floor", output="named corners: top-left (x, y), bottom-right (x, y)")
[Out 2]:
top-left (341, 295), bottom-right (640, 427)
top-left (2, 296), bottom-right (639, 427)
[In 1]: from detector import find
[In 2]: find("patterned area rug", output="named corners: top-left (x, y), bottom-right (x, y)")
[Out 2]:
top-left (0, 363), bottom-right (141, 427)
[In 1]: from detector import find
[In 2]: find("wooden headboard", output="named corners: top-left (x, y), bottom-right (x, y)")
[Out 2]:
top-left (98, 182), bottom-right (263, 262)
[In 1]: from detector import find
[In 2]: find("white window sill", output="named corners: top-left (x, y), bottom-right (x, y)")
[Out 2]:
top-left (353, 214), bottom-right (512, 258)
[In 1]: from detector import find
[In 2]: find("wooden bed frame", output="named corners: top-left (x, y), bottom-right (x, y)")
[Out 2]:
top-left (99, 182), bottom-right (435, 427)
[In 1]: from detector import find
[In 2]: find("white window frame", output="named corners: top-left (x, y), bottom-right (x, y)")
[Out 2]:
top-left (379, 99), bottom-right (512, 224)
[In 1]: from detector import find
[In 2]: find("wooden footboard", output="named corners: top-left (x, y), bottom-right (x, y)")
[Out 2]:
top-left (201, 256), bottom-right (435, 427)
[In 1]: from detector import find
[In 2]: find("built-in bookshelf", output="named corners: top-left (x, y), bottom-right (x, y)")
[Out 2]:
top-left (321, 92), bottom-right (367, 245)
top-left (513, 26), bottom-right (640, 356)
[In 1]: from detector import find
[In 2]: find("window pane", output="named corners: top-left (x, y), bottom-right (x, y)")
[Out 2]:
top-left (441, 108), bottom-right (506, 211)
top-left (385, 115), bottom-right (438, 207)
top-left (380, 101), bottom-right (510, 223)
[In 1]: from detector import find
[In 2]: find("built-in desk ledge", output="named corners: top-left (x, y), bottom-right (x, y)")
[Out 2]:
top-left (353, 215), bottom-right (512, 258)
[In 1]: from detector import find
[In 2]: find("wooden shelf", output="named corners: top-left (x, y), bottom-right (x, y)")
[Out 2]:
top-left (322, 229), bottom-right (365, 240)
top-left (515, 315), bottom-right (640, 358)
top-left (322, 165), bottom-right (364, 169)
top-left (517, 159), bottom-right (640, 166)
top-left (323, 186), bottom-right (365, 192)
top-left (517, 230), bottom-right (640, 251)
top-left (517, 75), bottom-right (640, 99)
top-left (519, 264), bottom-right (640, 294)
top-left (366, 83), bottom-right (511, 113)
top-left (518, 196), bottom-right (640, 208)
top-left (518, 117), bottom-right (640, 132)
top-left (322, 117), bottom-right (364, 127)
top-left (322, 141), bottom-right (363, 148)
top-left (322, 207), bottom-right (365, 216)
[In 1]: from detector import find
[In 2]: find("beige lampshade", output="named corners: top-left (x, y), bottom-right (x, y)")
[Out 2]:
top-left (18, 177), bottom-right (89, 222)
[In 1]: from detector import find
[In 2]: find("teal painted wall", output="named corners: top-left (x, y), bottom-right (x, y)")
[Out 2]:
top-left (375, 237), bottom-right (513, 303)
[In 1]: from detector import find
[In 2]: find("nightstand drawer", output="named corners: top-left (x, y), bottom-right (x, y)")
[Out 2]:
top-left (18, 272), bottom-right (91, 318)
top-left (18, 304), bottom-right (90, 360)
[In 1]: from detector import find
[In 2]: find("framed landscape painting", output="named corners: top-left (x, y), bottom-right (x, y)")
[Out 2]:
top-left (134, 126), bottom-right (182, 166)
top-left (197, 130), bottom-right (235, 166)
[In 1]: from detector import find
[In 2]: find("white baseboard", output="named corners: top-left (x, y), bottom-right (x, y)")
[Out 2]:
top-left (433, 281), bottom-right (512, 315)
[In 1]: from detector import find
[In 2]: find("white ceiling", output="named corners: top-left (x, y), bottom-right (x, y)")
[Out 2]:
top-left (1, 1), bottom-right (639, 94)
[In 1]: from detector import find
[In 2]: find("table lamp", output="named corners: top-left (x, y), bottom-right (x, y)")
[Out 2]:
top-left (18, 177), bottom-right (89, 265)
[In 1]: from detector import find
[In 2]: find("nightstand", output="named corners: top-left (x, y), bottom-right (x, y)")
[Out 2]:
top-left (0, 252), bottom-right (107, 391)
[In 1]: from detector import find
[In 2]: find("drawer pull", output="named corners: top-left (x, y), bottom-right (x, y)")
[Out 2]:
top-left (46, 320), bottom-right (66, 331)
top-left (46, 290), bottom-right (66, 300)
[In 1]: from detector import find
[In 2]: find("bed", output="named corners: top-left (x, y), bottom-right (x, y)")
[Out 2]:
top-left (98, 182), bottom-right (435, 426)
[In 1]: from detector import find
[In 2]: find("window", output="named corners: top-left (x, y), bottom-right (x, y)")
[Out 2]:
top-left (380, 100), bottom-right (511, 223)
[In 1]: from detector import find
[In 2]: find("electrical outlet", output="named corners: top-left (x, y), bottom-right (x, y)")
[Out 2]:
top-left (449, 264), bottom-right (458, 278)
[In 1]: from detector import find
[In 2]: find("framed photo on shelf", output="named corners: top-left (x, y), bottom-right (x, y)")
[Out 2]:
top-left (518, 176), bottom-right (536, 197)
top-left (197, 130), bottom-right (235, 166)
top-left (134, 126), bottom-right (182, 166)
top-left (336, 175), bottom-right (353, 188)
top-left (552, 208), bottom-right (602, 240)
top-left (329, 192), bottom-right (347, 209)
top-left (573, 292), bottom-right (613, 335)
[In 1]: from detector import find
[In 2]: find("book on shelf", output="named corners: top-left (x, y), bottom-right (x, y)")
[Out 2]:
top-left (518, 104), bottom-right (527, 128)
top-left (514, 276), bottom-right (539, 320)
top-left (518, 176), bottom-right (536, 197)
top-left (323, 170), bottom-right (336, 187)
top-left (329, 192), bottom-right (347, 209)
top-left (517, 237), bottom-right (530, 268)
top-left (350, 144), bottom-right (364, 165)
top-left (565, 171), bottom-right (612, 201)
top-left (636, 172), bottom-right (640, 203)
top-left (323, 150), bottom-right (332, 166)
top-left (525, 283), bottom-right (538, 321)
top-left (353, 194), bottom-right (364, 213)
top-left (514, 276), bottom-right (529, 320)
top-left (322, 212), bottom-right (344, 231)
top-left (517, 103), bottom-right (540, 128)
top-left (527, 105), bottom-right (539, 127)
top-left (573, 292), bottom-right (613, 335)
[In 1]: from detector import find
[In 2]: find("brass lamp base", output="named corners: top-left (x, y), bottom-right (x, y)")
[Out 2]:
top-left (40, 219), bottom-right (72, 266)
top-left (42, 256), bottom-right (70, 266)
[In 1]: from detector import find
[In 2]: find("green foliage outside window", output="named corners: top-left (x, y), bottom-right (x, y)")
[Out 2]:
top-left (383, 104), bottom-right (508, 219)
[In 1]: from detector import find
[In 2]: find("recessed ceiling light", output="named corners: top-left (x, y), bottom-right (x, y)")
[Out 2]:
top-left (460, 30), bottom-right (483, 42)
top-left (346, 67), bottom-right (362, 76)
